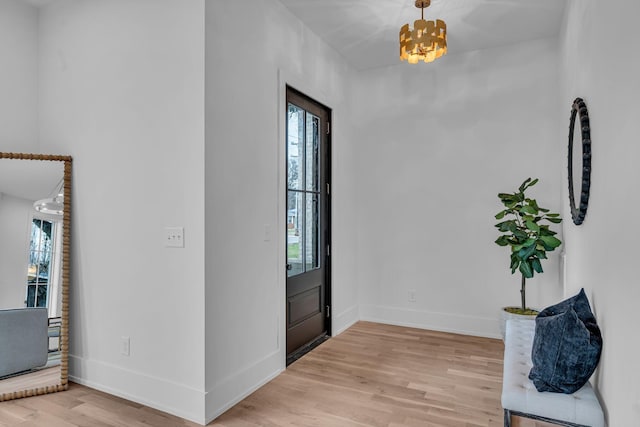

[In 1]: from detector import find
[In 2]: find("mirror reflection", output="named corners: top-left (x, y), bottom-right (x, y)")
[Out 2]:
top-left (0, 155), bottom-right (69, 400)
top-left (571, 118), bottom-right (582, 207)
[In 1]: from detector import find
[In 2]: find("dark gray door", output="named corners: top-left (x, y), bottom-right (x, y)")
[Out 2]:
top-left (285, 87), bottom-right (331, 358)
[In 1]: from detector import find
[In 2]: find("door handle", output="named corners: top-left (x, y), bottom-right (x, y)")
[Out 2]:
top-left (286, 264), bottom-right (292, 271)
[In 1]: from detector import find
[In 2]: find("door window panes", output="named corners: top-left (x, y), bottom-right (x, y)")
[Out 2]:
top-left (305, 193), bottom-right (319, 271)
top-left (27, 218), bottom-right (54, 308)
top-left (287, 104), bottom-right (322, 277)
top-left (305, 113), bottom-right (319, 192)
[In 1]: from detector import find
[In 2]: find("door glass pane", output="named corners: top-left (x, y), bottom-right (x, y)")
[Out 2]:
top-left (28, 219), bottom-right (53, 307)
top-left (305, 113), bottom-right (319, 191)
top-left (287, 104), bottom-right (304, 191)
top-left (286, 102), bottom-right (322, 276)
top-left (287, 190), bottom-right (304, 277)
top-left (305, 193), bottom-right (319, 271)
top-left (26, 284), bottom-right (48, 308)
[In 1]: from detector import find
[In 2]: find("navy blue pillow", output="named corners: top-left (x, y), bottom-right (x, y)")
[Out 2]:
top-left (528, 288), bottom-right (602, 393)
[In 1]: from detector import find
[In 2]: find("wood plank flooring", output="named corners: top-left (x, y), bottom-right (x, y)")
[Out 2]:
top-left (0, 382), bottom-right (199, 427)
top-left (0, 321), bottom-right (555, 426)
top-left (214, 321), bottom-right (507, 427)
top-left (0, 367), bottom-right (61, 396)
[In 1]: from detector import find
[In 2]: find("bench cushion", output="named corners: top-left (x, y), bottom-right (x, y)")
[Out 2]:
top-left (502, 318), bottom-right (604, 427)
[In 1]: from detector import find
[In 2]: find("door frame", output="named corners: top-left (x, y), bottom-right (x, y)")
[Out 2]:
top-left (277, 70), bottom-right (332, 366)
top-left (285, 85), bottom-right (332, 358)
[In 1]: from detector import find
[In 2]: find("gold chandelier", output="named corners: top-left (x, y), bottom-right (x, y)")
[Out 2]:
top-left (399, 0), bottom-right (447, 64)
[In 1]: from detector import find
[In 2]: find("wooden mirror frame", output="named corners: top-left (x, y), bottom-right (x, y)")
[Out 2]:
top-left (0, 152), bottom-right (71, 401)
top-left (568, 98), bottom-right (591, 225)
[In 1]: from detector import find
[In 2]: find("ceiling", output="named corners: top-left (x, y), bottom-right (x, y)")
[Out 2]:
top-left (19, 0), bottom-right (567, 70)
top-left (0, 159), bottom-right (64, 202)
top-left (277, 0), bottom-right (568, 70)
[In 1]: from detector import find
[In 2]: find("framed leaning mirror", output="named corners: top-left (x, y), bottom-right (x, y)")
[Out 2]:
top-left (568, 98), bottom-right (592, 225)
top-left (0, 152), bottom-right (71, 401)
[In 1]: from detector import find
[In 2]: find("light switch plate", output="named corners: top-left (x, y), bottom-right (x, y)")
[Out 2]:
top-left (165, 227), bottom-right (184, 248)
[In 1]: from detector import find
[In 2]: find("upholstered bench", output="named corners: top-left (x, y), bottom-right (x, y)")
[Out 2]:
top-left (501, 318), bottom-right (604, 427)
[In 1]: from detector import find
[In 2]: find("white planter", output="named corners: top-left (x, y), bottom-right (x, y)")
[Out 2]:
top-left (500, 307), bottom-right (537, 341)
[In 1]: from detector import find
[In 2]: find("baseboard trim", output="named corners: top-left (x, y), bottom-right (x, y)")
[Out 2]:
top-left (359, 304), bottom-right (501, 339)
top-left (332, 304), bottom-right (359, 336)
top-left (68, 305), bottom-right (500, 426)
top-left (205, 348), bottom-right (284, 424)
top-left (69, 355), bottom-right (206, 425)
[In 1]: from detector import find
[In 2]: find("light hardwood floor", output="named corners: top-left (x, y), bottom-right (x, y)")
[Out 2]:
top-left (0, 322), bottom-right (554, 426)
top-left (0, 366), bottom-right (61, 396)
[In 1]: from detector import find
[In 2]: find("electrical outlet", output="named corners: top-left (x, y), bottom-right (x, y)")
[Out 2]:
top-left (408, 290), bottom-right (417, 303)
top-left (165, 227), bottom-right (184, 248)
top-left (121, 336), bottom-right (130, 356)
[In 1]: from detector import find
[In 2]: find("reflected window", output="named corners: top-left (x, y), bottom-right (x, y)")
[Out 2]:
top-left (26, 218), bottom-right (55, 308)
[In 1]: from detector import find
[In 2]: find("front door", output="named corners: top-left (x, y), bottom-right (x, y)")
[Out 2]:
top-left (285, 87), bottom-right (331, 360)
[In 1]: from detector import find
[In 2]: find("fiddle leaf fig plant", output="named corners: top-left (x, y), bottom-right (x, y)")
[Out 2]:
top-left (495, 178), bottom-right (562, 313)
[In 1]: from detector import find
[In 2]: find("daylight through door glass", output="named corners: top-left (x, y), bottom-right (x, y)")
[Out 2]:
top-left (287, 104), bottom-right (321, 277)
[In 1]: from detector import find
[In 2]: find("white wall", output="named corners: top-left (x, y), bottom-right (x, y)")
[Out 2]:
top-left (0, 0), bottom-right (358, 422)
top-left (204, 0), bottom-right (358, 421)
top-left (560, 1), bottom-right (640, 424)
top-left (353, 38), bottom-right (564, 338)
top-left (0, 0), bottom-right (38, 151)
top-left (37, 0), bottom-right (207, 423)
top-left (9, 0), bottom-right (631, 424)
top-left (0, 194), bottom-right (32, 309)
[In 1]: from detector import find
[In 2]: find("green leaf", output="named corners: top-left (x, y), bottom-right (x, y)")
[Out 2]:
top-left (525, 220), bottom-right (540, 233)
top-left (495, 210), bottom-right (506, 220)
top-left (532, 258), bottom-right (544, 274)
top-left (513, 229), bottom-right (529, 241)
top-left (517, 242), bottom-right (537, 260)
top-left (510, 254), bottom-right (520, 273)
top-left (545, 217), bottom-right (563, 224)
top-left (496, 220), bottom-right (517, 233)
top-left (539, 227), bottom-right (557, 236)
top-left (546, 213), bottom-right (561, 217)
top-left (525, 178), bottom-right (539, 189)
top-left (518, 178), bottom-right (532, 192)
top-left (519, 261), bottom-right (534, 278)
top-left (534, 249), bottom-right (547, 259)
top-left (495, 236), bottom-right (510, 246)
top-left (498, 194), bottom-right (517, 206)
top-left (521, 205), bottom-right (538, 215)
top-left (512, 238), bottom-right (536, 252)
top-left (539, 235), bottom-right (562, 249)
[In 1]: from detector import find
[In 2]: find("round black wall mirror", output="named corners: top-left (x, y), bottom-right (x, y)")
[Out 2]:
top-left (568, 97), bottom-right (591, 225)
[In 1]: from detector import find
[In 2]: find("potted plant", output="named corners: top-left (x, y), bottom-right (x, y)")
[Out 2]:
top-left (495, 178), bottom-right (562, 336)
